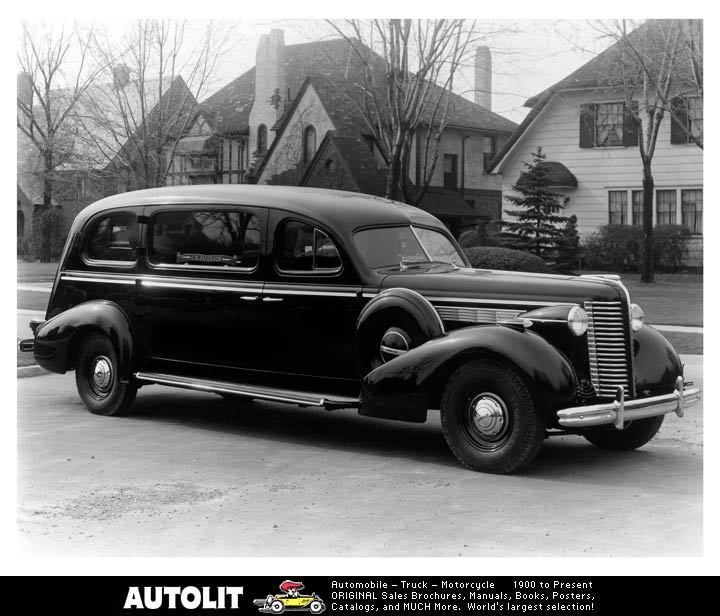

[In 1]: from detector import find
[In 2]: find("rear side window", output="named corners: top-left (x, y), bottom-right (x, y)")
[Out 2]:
top-left (276, 220), bottom-right (341, 273)
top-left (86, 212), bottom-right (139, 263)
top-left (150, 210), bottom-right (261, 269)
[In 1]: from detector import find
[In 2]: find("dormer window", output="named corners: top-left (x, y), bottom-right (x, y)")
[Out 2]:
top-left (303, 125), bottom-right (317, 164)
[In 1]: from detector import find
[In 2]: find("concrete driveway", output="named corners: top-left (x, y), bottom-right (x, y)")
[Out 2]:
top-left (16, 357), bottom-right (702, 557)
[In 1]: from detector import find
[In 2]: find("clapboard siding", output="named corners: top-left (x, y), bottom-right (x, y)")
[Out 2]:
top-left (499, 90), bottom-right (703, 252)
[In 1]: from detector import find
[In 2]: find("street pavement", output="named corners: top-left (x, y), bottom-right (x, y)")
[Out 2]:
top-left (16, 357), bottom-right (702, 557)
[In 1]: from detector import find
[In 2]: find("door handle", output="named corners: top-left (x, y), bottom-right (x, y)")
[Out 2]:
top-left (240, 296), bottom-right (259, 301)
top-left (262, 297), bottom-right (284, 303)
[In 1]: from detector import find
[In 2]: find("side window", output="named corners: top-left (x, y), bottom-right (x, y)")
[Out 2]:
top-left (150, 209), bottom-right (261, 269)
top-left (276, 220), bottom-right (341, 273)
top-left (86, 211), bottom-right (138, 263)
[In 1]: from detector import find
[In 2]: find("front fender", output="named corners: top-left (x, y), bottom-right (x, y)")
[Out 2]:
top-left (360, 325), bottom-right (577, 422)
top-left (33, 300), bottom-right (135, 380)
top-left (633, 325), bottom-right (684, 395)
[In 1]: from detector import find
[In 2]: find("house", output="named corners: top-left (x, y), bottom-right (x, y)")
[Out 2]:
top-left (17, 69), bottom-right (197, 254)
top-left (491, 19), bottom-right (702, 267)
top-left (171, 30), bottom-right (517, 236)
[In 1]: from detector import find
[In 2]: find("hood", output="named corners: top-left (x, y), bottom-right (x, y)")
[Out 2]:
top-left (379, 267), bottom-right (626, 308)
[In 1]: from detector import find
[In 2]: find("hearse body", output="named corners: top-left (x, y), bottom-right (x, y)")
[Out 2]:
top-left (21, 185), bottom-right (700, 473)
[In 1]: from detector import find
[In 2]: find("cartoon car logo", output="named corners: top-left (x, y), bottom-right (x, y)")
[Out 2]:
top-left (253, 580), bottom-right (326, 614)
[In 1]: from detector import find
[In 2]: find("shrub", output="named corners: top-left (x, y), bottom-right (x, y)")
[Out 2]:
top-left (582, 224), bottom-right (691, 273)
top-left (463, 246), bottom-right (553, 273)
top-left (653, 224), bottom-right (691, 272)
top-left (458, 229), bottom-right (481, 248)
top-left (582, 225), bottom-right (643, 272)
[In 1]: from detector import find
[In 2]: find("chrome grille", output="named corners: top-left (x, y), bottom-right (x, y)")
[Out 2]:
top-left (435, 305), bottom-right (523, 325)
top-left (584, 300), bottom-right (632, 398)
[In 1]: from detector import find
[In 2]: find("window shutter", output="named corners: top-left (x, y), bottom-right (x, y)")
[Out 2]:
top-left (623, 101), bottom-right (639, 147)
top-left (670, 97), bottom-right (688, 144)
top-left (579, 104), bottom-right (595, 148)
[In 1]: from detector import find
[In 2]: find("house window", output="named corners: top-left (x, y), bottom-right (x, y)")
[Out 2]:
top-left (608, 191), bottom-right (628, 225)
top-left (656, 190), bottom-right (677, 225)
top-left (631, 190), bottom-right (644, 226)
top-left (444, 154), bottom-right (458, 191)
top-left (681, 189), bottom-right (703, 234)
top-left (483, 136), bottom-right (496, 171)
top-left (580, 101), bottom-right (638, 148)
top-left (257, 124), bottom-right (267, 153)
top-left (671, 96), bottom-right (703, 144)
top-left (303, 125), bottom-right (317, 164)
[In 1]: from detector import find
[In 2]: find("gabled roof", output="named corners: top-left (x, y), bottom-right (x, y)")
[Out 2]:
top-left (202, 36), bottom-right (518, 136)
top-left (491, 20), bottom-right (702, 174)
top-left (301, 130), bottom-right (387, 197)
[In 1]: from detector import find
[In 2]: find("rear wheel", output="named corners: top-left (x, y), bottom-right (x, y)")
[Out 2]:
top-left (75, 332), bottom-right (137, 416)
top-left (441, 358), bottom-right (545, 474)
top-left (583, 415), bottom-right (664, 450)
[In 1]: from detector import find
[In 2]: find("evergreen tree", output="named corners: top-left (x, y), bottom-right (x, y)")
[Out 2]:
top-left (501, 147), bottom-right (570, 262)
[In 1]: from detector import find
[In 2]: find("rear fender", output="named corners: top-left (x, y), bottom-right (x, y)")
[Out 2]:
top-left (33, 300), bottom-right (135, 380)
top-left (360, 325), bottom-right (577, 422)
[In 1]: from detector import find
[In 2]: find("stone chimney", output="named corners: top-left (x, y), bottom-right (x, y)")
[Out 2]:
top-left (17, 72), bottom-right (33, 110)
top-left (248, 29), bottom-right (286, 158)
top-left (474, 46), bottom-right (492, 110)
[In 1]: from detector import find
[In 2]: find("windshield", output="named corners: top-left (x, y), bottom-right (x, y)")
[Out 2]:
top-left (353, 226), bottom-right (467, 269)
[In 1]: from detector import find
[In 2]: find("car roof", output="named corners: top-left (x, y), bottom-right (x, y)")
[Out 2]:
top-left (76, 185), bottom-right (445, 232)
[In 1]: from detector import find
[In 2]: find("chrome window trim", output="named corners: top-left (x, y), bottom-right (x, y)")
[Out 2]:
top-left (147, 208), bottom-right (261, 274)
top-left (274, 219), bottom-right (344, 277)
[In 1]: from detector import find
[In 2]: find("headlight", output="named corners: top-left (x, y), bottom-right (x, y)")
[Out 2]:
top-left (567, 306), bottom-right (588, 336)
top-left (630, 303), bottom-right (645, 332)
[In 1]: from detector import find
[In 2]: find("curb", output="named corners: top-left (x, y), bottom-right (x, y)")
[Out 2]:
top-left (17, 365), bottom-right (48, 379)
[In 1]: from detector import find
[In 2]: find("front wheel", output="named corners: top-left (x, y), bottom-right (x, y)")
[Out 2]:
top-left (75, 332), bottom-right (137, 416)
top-left (441, 358), bottom-right (545, 474)
top-left (583, 415), bottom-right (664, 450)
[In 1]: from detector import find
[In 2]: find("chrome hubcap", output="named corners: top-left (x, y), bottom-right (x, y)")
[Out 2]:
top-left (469, 393), bottom-right (507, 438)
top-left (90, 356), bottom-right (113, 394)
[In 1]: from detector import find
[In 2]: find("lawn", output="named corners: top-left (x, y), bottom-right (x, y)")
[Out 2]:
top-left (584, 272), bottom-right (703, 327)
top-left (17, 260), bottom-right (59, 283)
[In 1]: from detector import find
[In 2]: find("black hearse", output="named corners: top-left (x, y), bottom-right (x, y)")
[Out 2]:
top-left (20, 185), bottom-right (700, 473)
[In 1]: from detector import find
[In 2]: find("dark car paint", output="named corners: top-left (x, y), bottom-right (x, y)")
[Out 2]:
top-left (32, 185), bottom-right (685, 426)
top-left (360, 325), bottom-right (577, 424)
top-left (34, 300), bottom-right (135, 380)
top-left (633, 325), bottom-right (684, 395)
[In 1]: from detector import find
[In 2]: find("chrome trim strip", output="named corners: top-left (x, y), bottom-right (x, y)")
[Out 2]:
top-left (134, 372), bottom-right (360, 408)
top-left (263, 288), bottom-right (359, 298)
top-left (428, 296), bottom-right (574, 307)
top-left (558, 378), bottom-right (700, 428)
top-left (62, 274), bottom-right (135, 285)
top-left (140, 280), bottom-right (261, 293)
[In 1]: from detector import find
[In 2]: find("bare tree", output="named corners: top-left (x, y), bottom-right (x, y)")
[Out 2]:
top-left (326, 19), bottom-right (501, 204)
top-left (596, 19), bottom-right (702, 282)
top-left (78, 19), bottom-right (237, 191)
top-left (17, 21), bottom-right (103, 261)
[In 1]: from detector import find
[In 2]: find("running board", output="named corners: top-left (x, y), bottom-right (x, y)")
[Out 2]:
top-left (134, 372), bottom-right (360, 410)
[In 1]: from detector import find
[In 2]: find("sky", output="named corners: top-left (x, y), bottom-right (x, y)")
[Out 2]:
top-left (193, 19), bottom-right (616, 125)
top-left (16, 18), bottom-right (621, 126)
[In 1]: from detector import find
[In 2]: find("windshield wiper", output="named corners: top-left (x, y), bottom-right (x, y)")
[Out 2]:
top-left (399, 258), bottom-right (457, 270)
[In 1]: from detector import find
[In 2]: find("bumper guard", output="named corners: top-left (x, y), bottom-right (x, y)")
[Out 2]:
top-left (557, 376), bottom-right (700, 429)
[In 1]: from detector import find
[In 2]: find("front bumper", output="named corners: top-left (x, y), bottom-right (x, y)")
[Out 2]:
top-left (557, 376), bottom-right (700, 429)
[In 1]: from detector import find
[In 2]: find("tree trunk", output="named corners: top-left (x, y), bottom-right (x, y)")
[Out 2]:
top-left (39, 150), bottom-right (54, 263)
top-left (641, 161), bottom-right (655, 283)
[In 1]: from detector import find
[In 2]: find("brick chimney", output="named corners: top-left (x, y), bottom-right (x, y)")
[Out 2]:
top-left (248, 29), bottom-right (286, 159)
top-left (474, 46), bottom-right (492, 110)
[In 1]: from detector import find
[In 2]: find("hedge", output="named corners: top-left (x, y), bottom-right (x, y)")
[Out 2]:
top-left (583, 224), bottom-right (691, 272)
top-left (463, 246), bottom-right (553, 273)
